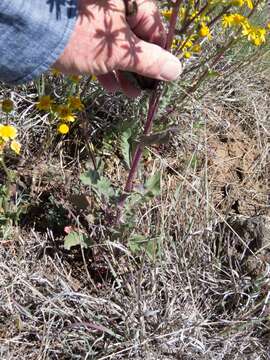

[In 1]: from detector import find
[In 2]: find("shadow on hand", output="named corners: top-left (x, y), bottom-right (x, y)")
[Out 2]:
top-left (51, 0), bottom-right (162, 89)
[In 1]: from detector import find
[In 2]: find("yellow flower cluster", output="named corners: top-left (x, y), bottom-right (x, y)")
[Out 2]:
top-left (222, 13), bottom-right (266, 46)
top-left (243, 25), bottom-right (266, 46)
top-left (199, 22), bottom-right (212, 39)
top-left (222, 13), bottom-right (247, 28)
top-left (0, 98), bottom-right (21, 155)
top-left (161, 3), bottom-right (212, 58)
top-left (36, 95), bottom-right (85, 135)
top-left (161, 0), bottom-right (267, 60)
top-left (172, 36), bottom-right (202, 58)
top-left (0, 125), bottom-right (21, 155)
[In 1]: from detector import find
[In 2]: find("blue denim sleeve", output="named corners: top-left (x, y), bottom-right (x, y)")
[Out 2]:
top-left (0, 0), bottom-right (77, 85)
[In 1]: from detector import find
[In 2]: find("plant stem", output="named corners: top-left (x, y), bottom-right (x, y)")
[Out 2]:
top-left (0, 157), bottom-right (12, 214)
top-left (117, 0), bottom-right (182, 217)
top-left (124, 92), bottom-right (160, 193)
top-left (165, 0), bottom-right (183, 50)
top-left (0, 158), bottom-right (12, 183)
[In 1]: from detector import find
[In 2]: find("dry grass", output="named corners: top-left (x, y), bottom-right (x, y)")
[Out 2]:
top-left (1, 42), bottom-right (270, 360)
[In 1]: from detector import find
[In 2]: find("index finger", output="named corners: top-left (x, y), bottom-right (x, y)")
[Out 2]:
top-left (125, 0), bottom-right (166, 48)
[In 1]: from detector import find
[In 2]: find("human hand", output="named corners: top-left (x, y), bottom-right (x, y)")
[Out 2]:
top-left (54, 0), bottom-right (182, 97)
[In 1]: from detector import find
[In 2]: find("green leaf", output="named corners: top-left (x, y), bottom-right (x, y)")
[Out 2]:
top-left (80, 169), bottom-right (100, 186)
top-left (145, 239), bottom-right (159, 261)
top-left (208, 70), bottom-right (220, 77)
top-left (193, 121), bottom-right (204, 130)
top-left (128, 234), bottom-right (160, 260)
top-left (139, 128), bottom-right (178, 146)
top-left (144, 172), bottom-right (161, 197)
top-left (190, 155), bottom-right (198, 169)
top-left (64, 231), bottom-right (91, 250)
top-left (120, 128), bottom-right (132, 168)
top-left (128, 234), bottom-right (147, 253)
top-left (96, 177), bottom-right (115, 199)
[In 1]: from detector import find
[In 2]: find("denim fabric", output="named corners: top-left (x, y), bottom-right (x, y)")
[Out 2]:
top-left (0, 1), bottom-right (77, 85)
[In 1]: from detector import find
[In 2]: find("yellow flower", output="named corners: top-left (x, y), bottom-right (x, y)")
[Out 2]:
top-left (222, 14), bottom-right (247, 29)
top-left (1, 99), bottom-right (14, 113)
top-left (56, 105), bottom-right (76, 122)
top-left (231, 14), bottom-right (247, 26)
top-left (10, 140), bottom-right (21, 155)
top-left (222, 14), bottom-right (249, 28)
top-left (36, 95), bottom-right (53, 111)
top-left (184, 51), bottom-right (192, 59)
top-left (191, 44), bottom-right (202, 53)
top-left (222, 15), bottom-right (233, 28)
top-left (0, 125), bottom-right (17, 141)
top-left (199, 23), bottom-right (212, 39)
top-left (91, 75), bottom-right (97, 82)
top-left (185, 39), bottom-right (194, 48)
top-left (57, 123), bottom-right (69, 135)
top-left (68, 96), bottom-right (84, 111)
top-left (161, 9), bottom-right (172, 20)
top-left (245, 0), bottom-right (253, 9)
top-left (242, 25), bottom-right (266, 46)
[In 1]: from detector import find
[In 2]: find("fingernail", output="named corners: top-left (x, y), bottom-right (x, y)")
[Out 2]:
top-left (160, 59), bottom-right (182, 81)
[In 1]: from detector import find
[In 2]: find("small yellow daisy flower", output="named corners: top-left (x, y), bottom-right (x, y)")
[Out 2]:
top-left (58, 123), bottom-right (69, 134)
top-left (231, 14), bottom-right (247, 27)
top-left (68, 96), bottom-right (84, 111)
top-left (191, 44), bottom-right (202, 53)
top-left (10, 140), bottom-right (21, 155)
top-left (1, 98), bottom-right (14, 113)
top-left (184, 51), bottom-right (192, 59)
top-left (222, 13), bottom-right (248, 30)
top-left (56, 105), bottom-right (76, 122)
top-left (243, 25), bottom-right (266, 46)
top-left (0, 124), bottom-right (17, 141)
top-left (36, 95), bottom-right (53, 111)
top-left (161, 9), bottom-right (172, 20)
top-left (199, 22), bottom-right (212, 39)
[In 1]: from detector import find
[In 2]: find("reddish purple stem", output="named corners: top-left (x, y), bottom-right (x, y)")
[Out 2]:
top-left (124, 92), bottom-right (159, 193)
top-left (117, 0), bottom-right (182, 215)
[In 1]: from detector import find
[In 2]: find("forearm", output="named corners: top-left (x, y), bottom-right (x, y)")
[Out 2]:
top-left (0, 0), bottom-right (77, 85)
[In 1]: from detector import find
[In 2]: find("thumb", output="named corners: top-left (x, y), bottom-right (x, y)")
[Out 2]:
top-left (117, 33), bottom-right (182, 82)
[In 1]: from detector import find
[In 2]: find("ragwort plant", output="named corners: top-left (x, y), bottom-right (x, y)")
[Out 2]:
top-left (117, 0), bottom-right (269, 220)
top-left (0, 0), bottom-right (269, 248)
top-left (66, 0), bottom-right (270, 252)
